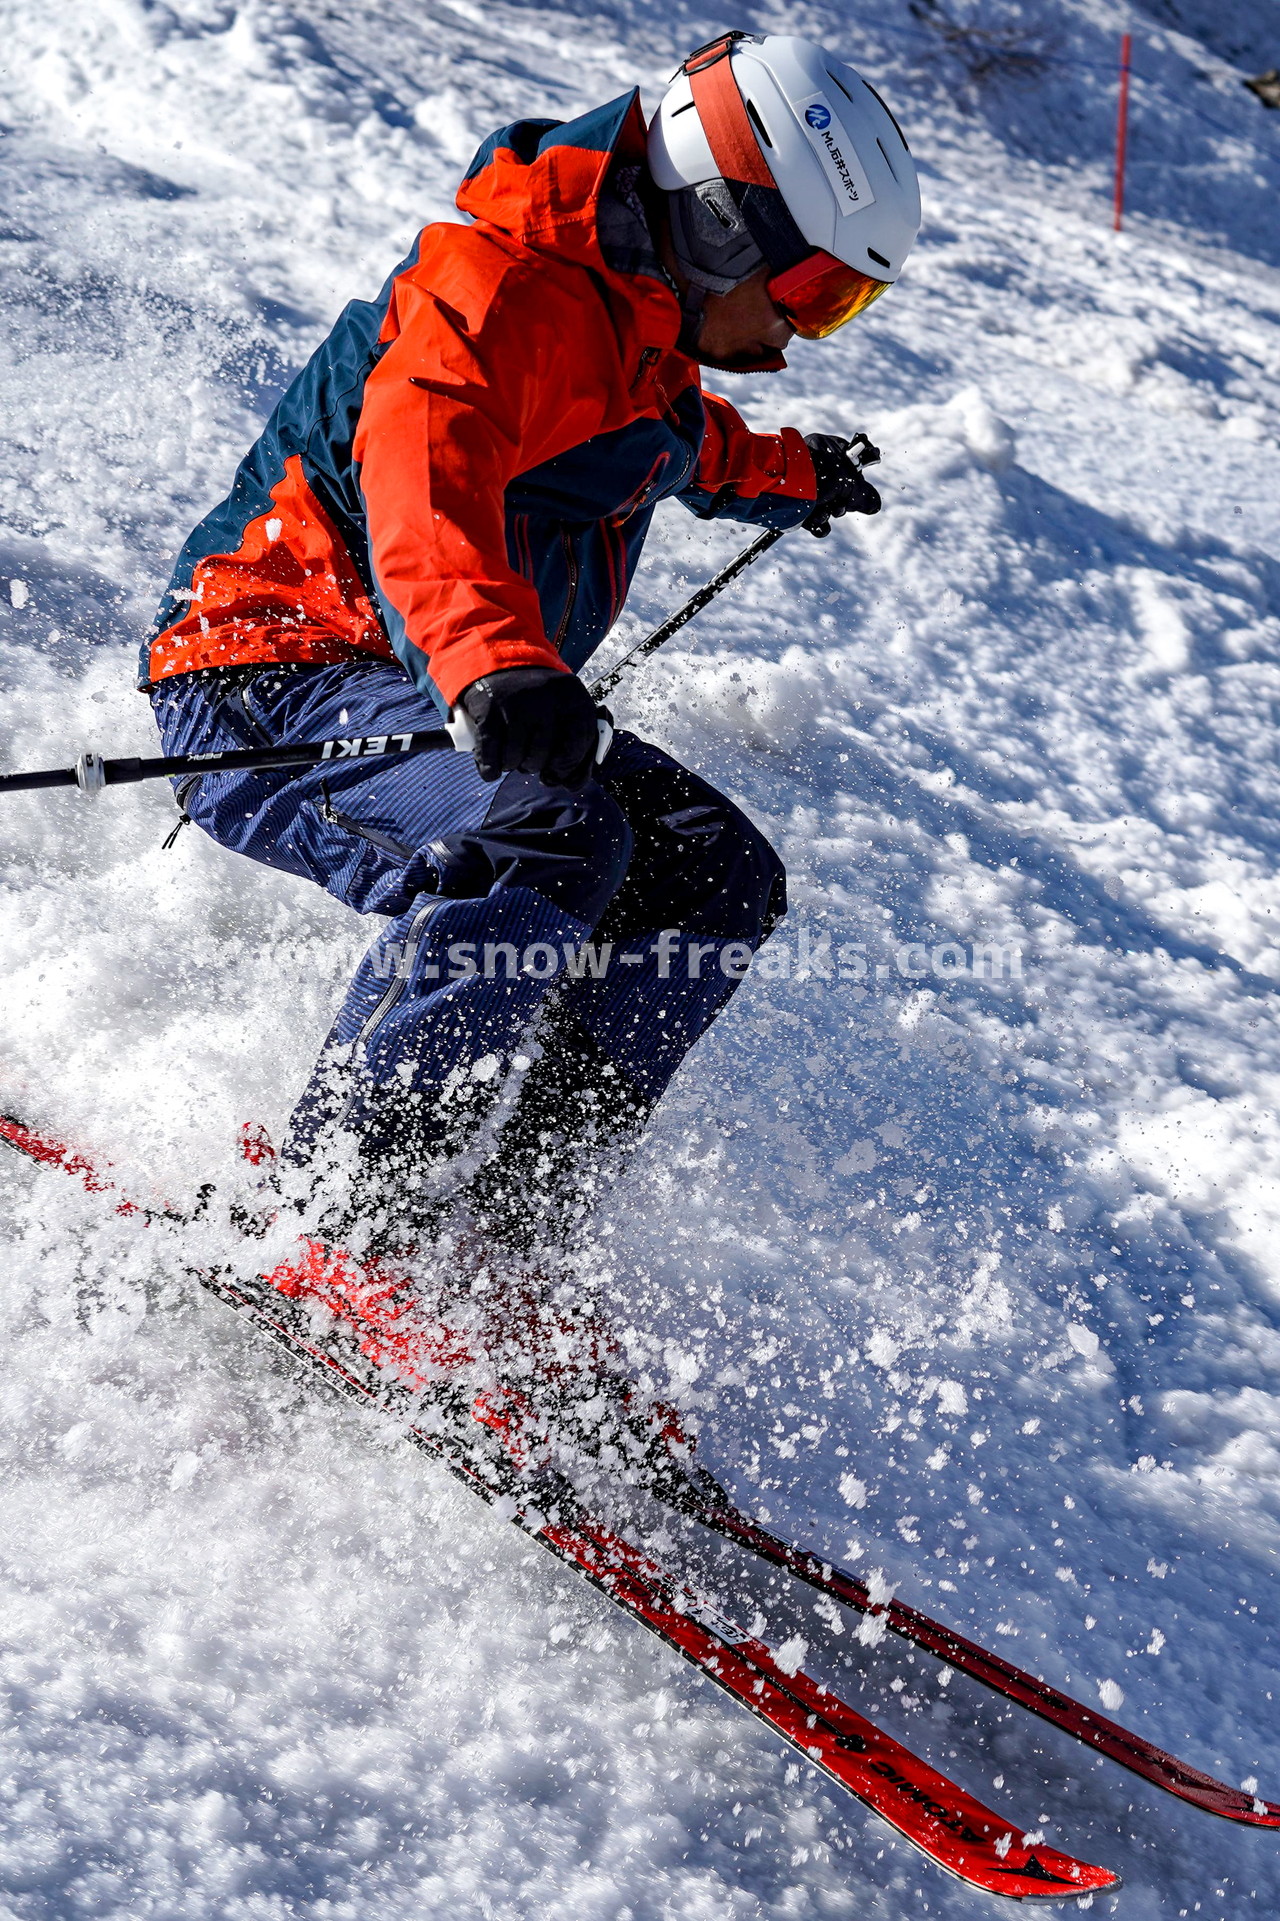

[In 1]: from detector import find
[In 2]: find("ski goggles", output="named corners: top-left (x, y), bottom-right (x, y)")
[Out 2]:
top-left (766, 252), bottom-right (890, 339)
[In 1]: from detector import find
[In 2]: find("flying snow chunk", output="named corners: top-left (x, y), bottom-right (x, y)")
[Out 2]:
top-left (170, 1451), bottom-right (201, 1489)
top-left (866, 1330), bottom-right (899, 1368)
top-left (774, 1635), bottom-right (808, 1676)
top-left (1067, 1323), bottom-right (1100, 1358)
top-left (1098, 1679), bottom-right (1125, 1710)
top-left (866, 1568), bottom-right (896, 1606)
top-left (838, 1473), bottom-right (867, 1508)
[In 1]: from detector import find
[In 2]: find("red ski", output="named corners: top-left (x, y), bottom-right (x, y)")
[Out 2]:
top-left (677, 1489), bottom-right (1280, 1829)
top-left (231, 1224), bottom-right (1280, 1829)
top-left (2, 1109), bottom-right (1121, 1897)
top-left (195, 1251), bottom-right (1119, 1901)
top-left (3, 1109), bottom-right (1268, 1844)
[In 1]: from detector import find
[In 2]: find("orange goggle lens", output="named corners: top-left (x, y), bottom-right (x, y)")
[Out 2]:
top-left (767, 252), bottom-right (889, 339)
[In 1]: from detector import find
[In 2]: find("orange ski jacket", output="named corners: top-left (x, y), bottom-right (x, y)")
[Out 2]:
top-left (142, 92), bottom-right (817, 710)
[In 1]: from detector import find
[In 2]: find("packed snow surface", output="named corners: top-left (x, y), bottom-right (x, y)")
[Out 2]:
top-left (3, 0), bottom-right (1280, 1915)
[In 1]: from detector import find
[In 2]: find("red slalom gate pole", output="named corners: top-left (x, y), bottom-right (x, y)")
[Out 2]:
top-left (1113, 31), bottom-right (1132, 231)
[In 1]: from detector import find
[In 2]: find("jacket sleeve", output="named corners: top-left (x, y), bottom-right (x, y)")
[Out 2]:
top-left (677, 390), bottom-right (817, 530)
top-left (353, 268), bottom-right (571, 709)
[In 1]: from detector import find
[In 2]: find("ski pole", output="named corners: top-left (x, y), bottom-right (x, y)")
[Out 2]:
top-left (588, 429), bottom-right (879, 699)
top-left (0, 528), bottom-right (802, 799)
top-left (587, 523), bottom-right (785, 700)
top-left (0, 728), bottom-right (459, 799)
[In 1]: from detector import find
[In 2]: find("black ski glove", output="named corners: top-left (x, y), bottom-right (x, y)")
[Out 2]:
top-left (803, 431), bottom-right (882, 536)
top-left (457, 665), bottom-right (603, 788)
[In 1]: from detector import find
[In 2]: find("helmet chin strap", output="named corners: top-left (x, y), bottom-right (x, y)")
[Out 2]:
top-left (675, 281), bottom-right (708, 356)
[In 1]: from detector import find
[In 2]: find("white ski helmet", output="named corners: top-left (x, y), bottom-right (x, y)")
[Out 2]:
top-left (648, 31), bottom-right (920, 337)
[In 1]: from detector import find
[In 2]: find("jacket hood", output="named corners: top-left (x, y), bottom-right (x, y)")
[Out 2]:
top-left (458, 91), bottom-right (651, 274)
top-left (456, 93), bottom-right (786, 375)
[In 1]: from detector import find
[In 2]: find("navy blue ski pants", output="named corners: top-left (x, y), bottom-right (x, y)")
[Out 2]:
top-left (152, 660), bottom-right (785, 1221)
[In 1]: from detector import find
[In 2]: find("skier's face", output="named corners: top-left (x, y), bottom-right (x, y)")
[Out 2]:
top-left (695, 266), bottom-right (796, 369)
top-left (655, 203), bottom-right (794, 371)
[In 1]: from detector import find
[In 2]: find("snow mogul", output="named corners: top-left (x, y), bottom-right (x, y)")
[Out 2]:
top-left (141, 32), bottom-right (921, 1253)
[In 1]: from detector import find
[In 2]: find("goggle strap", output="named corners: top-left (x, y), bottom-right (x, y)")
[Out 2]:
top-left (769, 254), bottom-right (837, 300)
top-left (680, 39), bottom-right (812, 278)
top-left (684, 36), bottom-right (775, 191)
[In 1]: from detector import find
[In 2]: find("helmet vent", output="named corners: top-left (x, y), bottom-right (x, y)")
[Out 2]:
top-left (868, 246), bottom-right (891, 269)
top-left (859, 75), bottom-right (912, 154)
top-left (745, 98), bottom-right (774, 148)
top-left (670, 99), bottom-right (696, 117)
top-left (876, 135), bottom-right (900, 182)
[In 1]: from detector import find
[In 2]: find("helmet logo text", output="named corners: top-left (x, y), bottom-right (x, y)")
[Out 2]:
top-left (792, 91), bottom-right (877, 218)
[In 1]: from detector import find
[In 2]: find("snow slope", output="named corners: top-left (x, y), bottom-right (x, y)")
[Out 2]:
top-left (3, 1), bottom-right (1280, 1915)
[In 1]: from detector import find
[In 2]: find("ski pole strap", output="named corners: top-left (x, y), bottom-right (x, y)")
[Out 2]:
top-left (0, 727), bottom-right (454, 797)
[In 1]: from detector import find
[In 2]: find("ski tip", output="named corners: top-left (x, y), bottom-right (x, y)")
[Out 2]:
top-left (1228, 1794), bottom-right (1280, 1828)
top-left (1168, 1777), bottom-right (1280, 1825)
top-left (1, 1112), bottom-right (111, 1189)
top-left (979, 1840), bottom-right (1121, 1901)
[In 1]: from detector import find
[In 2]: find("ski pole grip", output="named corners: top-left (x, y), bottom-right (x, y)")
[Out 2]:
top-left (445, 710), bottom-right (613, 765)
top-left (444, 707), bottom-right (478, 755)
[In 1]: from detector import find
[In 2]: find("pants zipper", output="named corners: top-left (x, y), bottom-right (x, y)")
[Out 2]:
top-left (355, 898), bottom-right (443, 1048)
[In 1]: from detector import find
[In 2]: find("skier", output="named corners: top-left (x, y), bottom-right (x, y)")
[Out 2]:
top-left (141, 31), bottom-right (920, 1255)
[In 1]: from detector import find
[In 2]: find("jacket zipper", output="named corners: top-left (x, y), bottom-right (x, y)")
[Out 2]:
top-left (552, 530), bottom-right (580, 652)
top-left (634, 345), bottom-right (686, 428)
